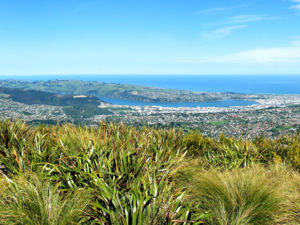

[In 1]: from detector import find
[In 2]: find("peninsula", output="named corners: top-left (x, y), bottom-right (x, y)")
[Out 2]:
top-left (0, 79), bottom-right (263, 103)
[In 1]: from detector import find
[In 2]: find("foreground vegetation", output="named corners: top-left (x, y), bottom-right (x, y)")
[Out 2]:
top-left (0, 120), bottom-right (299, 224)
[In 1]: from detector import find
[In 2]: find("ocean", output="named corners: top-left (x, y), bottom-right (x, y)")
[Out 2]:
top-left (1, 75), bottom-right (300, 94)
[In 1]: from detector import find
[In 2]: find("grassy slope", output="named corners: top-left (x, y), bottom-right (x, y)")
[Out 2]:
top-left (0, 120), bottom-right (299, 224)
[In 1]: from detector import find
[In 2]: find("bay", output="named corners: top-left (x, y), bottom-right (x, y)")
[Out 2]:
top-left (102, 98), bottom-right (257, 108)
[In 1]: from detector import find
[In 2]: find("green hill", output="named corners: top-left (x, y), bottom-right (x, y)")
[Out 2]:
top-left (0, 86), bottom-right (112, 121)
top-left (0, 79), bottom-right (262, 103)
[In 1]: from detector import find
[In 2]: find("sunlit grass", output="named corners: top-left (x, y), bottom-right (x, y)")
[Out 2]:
top-left (0, 173), bottom-right (91, 225)
top-left (185, 164), bottom-right (299, 225)
top-left (0, 120), bottom-right (299, 224)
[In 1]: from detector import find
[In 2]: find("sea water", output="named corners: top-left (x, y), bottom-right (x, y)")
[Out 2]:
top-left (2, 75), bottom-right (299, 94)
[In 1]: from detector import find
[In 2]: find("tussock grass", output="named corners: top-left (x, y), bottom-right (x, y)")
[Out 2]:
top-left (183, 132), bottom-right (300, 170)
top-left (0, 121), bottom-right (201, 224)
top-left (0, 120), bottom-right (299, 224)
top-left (0, 173), bottom-right (91, 225)
top-left (186, 164), bottom-right (299, 225)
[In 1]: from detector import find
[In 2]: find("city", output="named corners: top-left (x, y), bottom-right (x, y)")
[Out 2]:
top-left (1, 90), bottom-right (299, 138)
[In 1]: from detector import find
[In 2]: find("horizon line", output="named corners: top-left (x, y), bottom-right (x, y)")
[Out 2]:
top-left (1, 73), bottom-right (300, 77)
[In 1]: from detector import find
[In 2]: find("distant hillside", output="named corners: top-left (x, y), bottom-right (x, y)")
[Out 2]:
top-left (0, 79), bottom-right (263, 103)
top-left (0, 86), bottom-right (111, 120)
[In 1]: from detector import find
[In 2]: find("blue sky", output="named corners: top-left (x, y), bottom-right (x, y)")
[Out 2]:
top-left (0, 0), bottom-right (300, 75)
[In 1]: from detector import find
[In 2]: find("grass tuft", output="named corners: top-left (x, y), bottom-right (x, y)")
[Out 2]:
top-left (0, 173), bottom-right (91, 225)
top-left (186, 165), bottom-right (299, 225)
